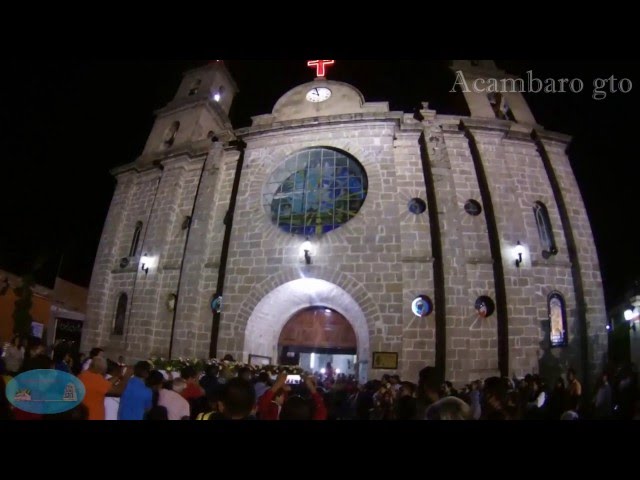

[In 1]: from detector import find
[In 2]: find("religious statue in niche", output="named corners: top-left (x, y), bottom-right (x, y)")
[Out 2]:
top-left (548, 293), bottom-right (568, 347)
top-left (166, 293), bottom-right (177, 312)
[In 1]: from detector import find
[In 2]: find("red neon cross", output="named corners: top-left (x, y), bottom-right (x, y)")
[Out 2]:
top-left (307, 60), bottom-right (335, 77)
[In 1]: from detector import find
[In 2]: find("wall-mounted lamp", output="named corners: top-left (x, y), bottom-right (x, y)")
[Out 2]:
top-left (140, 253), bottom-right (150, 275)
top-left (515, 241), bottom-right (525, 268)
top-left (301, 238), bottom-right (312, 265)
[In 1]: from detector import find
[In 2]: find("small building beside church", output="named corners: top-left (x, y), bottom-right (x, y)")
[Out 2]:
top-left (0, 270), bottom-right (88, 350)
top-left (82, 60), bottom-right (607, 388)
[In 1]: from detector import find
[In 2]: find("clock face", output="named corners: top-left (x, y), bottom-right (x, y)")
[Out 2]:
top-left (306, 87), bottom-right (332, 103)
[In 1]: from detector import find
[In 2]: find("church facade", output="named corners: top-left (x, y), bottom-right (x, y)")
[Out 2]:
top-left (82, 60), bottom-right (607, 387)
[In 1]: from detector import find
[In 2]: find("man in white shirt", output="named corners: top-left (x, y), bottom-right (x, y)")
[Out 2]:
top-left (158, 378), bottom-right (191, 420)
top-left (104, 360), bottom-right (122, 421)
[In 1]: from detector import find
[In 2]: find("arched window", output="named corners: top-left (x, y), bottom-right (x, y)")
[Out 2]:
top-left (113, 293), bottom-right (128, 336)
top-left (533, 201), bottom-right (558, 258)
top-left (189, 79), bottom-right (201, 96)
top-left (163, 121), bottom-right (180, 148)
top-left (487, 92), bottom-right (516, 121)
top-left (548, 291), bottom-right (568, 347)
top-left (264, 147), bottom-right (368, 236)
top-left (129, 221), bottom-right (143, 257)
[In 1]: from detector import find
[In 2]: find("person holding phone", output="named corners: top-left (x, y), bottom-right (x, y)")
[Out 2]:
top-left (258, 373), bottom-right (328, 420)
top-left (257, 372), bottom-right (290, 420)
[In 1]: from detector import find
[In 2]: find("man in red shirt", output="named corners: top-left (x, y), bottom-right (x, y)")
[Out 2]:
top-left (180, 366), bottom-right (205, 401)
top-left (258, 373), bottom-right (327, 420)
top-left (257, 373), bottom-right (288, 420)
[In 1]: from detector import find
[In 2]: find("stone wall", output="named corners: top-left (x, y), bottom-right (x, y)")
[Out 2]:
top-left (441, 123), bottom-right (499, 384)
top-left (218, 121), bottom-right (403, 380)
top-left (86, 82), bottom-right (607, 388)
top-left (541, 136), bottom-right (608, 389)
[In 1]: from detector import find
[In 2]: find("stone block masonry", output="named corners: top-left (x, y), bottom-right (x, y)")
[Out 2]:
top-left (86, 73), bottom-right (607, 389)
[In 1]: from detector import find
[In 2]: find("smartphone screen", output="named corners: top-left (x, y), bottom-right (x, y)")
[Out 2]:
top-left (285, 375), bottom-right (301, 385)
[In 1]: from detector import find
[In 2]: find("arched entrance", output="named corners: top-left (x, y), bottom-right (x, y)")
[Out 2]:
top-left (242, 278), bottom-right (371, 383)
top-left (278, 307), bottom-right (358, 377)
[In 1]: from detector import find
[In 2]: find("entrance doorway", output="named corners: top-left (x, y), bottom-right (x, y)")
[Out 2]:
top-left (278, 307), bottom-right (358, 377)
top-left (53, 317), bottom-right (84, 355)
top-left (242, 277), bottom-right (372, 383)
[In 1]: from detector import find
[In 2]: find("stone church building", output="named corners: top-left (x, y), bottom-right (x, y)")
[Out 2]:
top-left (82, 60), bottom-right (607, 387)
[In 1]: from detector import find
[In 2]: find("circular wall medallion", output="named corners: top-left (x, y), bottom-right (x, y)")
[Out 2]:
top-left (119, 257), bottom-right (130, 269)
top-left (412, 295), bottom-right (434, 317)
top-left (408, 198), bottom-right (427, 215)
top-left (475, 296), bottom-right (495, 318)
top-left (464, 200), bottom-right (482, 216)
top-left (211, 294), bottom-right (223, 314)
top-left (166, 293), bottom-right (177, 312)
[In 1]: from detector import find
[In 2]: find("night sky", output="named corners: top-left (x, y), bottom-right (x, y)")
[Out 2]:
top-left (1, 60), bottom-right (638, 309)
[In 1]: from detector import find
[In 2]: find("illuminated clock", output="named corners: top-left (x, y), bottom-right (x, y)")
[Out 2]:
top-left (306, 87), bottom-right (332, 103)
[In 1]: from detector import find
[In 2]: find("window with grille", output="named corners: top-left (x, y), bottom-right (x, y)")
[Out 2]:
top-left (264, 148), bottom-right (368, 236)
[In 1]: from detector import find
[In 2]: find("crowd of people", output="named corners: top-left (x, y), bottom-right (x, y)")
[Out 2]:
top-left (1, 336), bottom-right (639, 420)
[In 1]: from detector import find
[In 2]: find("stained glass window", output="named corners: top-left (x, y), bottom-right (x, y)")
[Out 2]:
top-left (464, 199), bottom-right (482, 216)
top-left (265, 148), bottom-right (368, 236)
top-left (408, 198), bottom-right (427, 215)
top-left (548, 292), bottom-right (568, 347)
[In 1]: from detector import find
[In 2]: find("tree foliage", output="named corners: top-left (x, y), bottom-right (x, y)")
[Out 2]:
top-left (12, 275), bottom-right (35, 337)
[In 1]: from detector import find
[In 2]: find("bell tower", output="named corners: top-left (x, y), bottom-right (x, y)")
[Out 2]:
top-left (138, 60), bottom-right (239, 164)
top-left (451, 60), bottom-right (538, 126)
